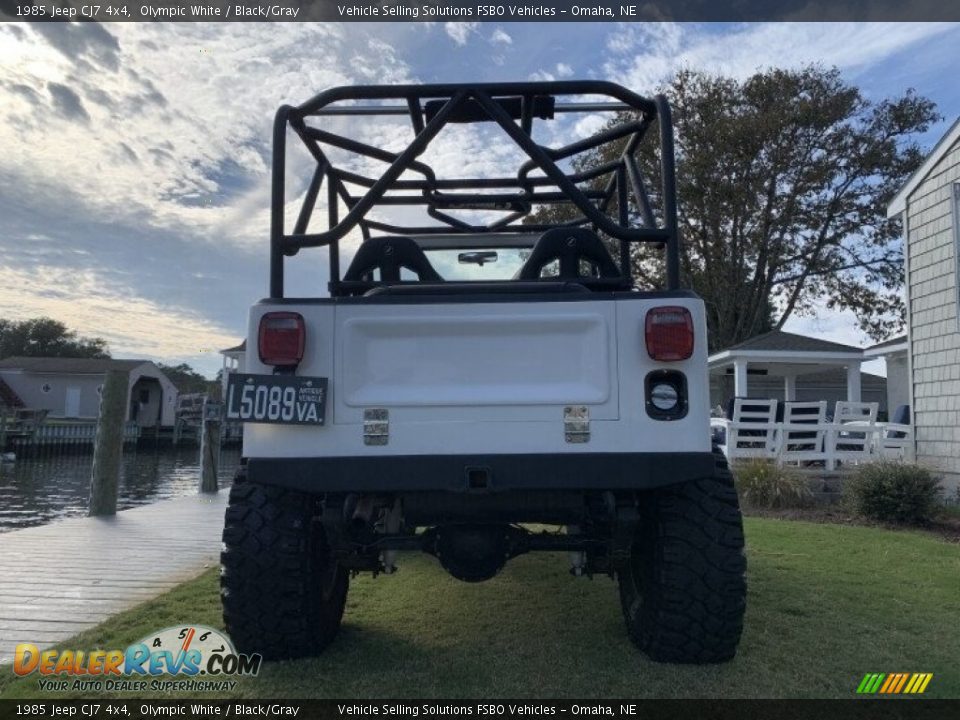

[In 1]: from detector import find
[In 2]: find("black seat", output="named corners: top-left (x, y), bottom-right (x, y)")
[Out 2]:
top-left (343, 236), bottom-right (442, 284)
top-left (887, 404), bottom-right (911, 439)
top-left (518, 228), bottom-right (625, 287)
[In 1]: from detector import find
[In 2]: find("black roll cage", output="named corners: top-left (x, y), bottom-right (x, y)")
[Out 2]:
top-left (270, 81), bottom-right (679, 298)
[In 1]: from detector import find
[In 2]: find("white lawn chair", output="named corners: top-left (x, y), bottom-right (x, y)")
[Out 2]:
top-left (779, 401), bottom-right (828, 465)
top-left (828, 401), bottom-right (880, 469)
top-left (834, 401), bottom-right (879, 425)
top-left (877, 423), bottom-right (915, 462)
top-left (872, 403), bottom-right (914, 462)
top-left (724, 398), bottom-right (780, 460)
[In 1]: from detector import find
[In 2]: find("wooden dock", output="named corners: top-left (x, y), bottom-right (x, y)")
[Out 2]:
top-left (0, 492), bottom-right (228, 666)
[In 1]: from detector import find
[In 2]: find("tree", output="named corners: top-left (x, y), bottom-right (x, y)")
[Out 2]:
top-left (0, 317), bottom-right (110, 358)
top-left (529, 66), bottom-right (938, 351)
top-left (157, 363), bottom-right (214, 395)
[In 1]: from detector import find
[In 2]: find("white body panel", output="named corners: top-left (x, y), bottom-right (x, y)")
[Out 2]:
top-left (338, 307), bottom-right (616, 419)
top-left (243, 296), bottom-right (711, 458)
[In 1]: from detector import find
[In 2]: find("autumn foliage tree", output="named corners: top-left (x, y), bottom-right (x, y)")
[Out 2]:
top-left (529, 66), bottom-right (938, 351)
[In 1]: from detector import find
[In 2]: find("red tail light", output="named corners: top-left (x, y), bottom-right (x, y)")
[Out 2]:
top-left (258, 312), bottom-right (305, 367)
top-left (645, 306), bottom-right (694, 361)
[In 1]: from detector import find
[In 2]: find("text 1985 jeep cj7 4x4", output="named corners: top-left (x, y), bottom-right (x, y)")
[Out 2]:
top-left (222, 81), bottom-right (746, 664)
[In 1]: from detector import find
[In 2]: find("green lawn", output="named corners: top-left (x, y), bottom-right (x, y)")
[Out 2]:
top-left (2, 517), bottom-right (958, 699)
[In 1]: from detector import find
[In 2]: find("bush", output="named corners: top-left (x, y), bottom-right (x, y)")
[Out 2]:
top-left (844, 462), bottom-right (941, 525)
top-left (733, 459), bottom-right (812, 509)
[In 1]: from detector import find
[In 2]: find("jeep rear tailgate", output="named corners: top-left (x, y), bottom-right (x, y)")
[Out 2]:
top-left (333, 301), bottom-right (619, 422)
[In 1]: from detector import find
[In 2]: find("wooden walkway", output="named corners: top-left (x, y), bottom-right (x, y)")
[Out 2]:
top-left (0, 492), bottom-right (228, 665)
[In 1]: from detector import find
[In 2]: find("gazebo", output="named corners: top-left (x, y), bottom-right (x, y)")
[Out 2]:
top-left (708, 331), bottom-right (866, 404)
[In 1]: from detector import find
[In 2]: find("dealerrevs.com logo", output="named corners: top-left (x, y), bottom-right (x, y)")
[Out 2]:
top-left (13, 625), bottom-right (261, 693)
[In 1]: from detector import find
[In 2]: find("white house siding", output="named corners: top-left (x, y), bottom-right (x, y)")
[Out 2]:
top-left (0, 371), bottom-right (105, 418)
top-left (884, 351), bottom-right (911, 414)
top-left (905, 140), bottom-right (960, 494)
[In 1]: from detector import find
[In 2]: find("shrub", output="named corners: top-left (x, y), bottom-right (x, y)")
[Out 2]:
top-left (733, 459), bottom-right (812, 509)
top-left (844, 461), bottom-right (941, 525)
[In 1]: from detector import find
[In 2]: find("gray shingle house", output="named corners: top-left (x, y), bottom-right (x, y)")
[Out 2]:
top-left (0, 357), bottom-right (179, 427)
top-left (887, 118), bottom-right (960, 494)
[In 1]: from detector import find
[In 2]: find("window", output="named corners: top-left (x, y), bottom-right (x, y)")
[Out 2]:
top-left (423, 248), bottom-right (528, 281)
top-left (139, 388), bottom-right (150, 403)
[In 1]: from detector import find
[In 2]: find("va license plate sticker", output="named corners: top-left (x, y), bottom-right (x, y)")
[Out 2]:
top-left (225, 374), bottom-right (328, 425)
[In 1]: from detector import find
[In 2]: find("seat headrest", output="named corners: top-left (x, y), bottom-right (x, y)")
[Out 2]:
top-left (517, 228), bottom-right (625, 285)
top-left (343, 236), bottom-right (442, 284)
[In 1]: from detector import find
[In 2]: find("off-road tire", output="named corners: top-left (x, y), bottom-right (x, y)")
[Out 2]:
top-left (618, 453), bottom-right (746, 663)
top-left (221, 474), bottom-right (348, 660)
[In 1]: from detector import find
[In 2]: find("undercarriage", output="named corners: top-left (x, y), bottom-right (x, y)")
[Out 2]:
top-left (321, 490), bottom-right (638, 581)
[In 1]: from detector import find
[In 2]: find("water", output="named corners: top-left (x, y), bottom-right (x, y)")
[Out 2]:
top-left (0, 447), bottom-right (241, 533)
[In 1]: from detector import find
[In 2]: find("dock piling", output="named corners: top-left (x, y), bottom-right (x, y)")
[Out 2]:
top-left (89, 369), bottom-right (129, 516)
top-left (199, 399), bottom-right (222, 493)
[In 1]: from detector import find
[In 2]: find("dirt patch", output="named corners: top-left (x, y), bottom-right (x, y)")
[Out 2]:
top-left (743, 505), bottom-right (960, 543)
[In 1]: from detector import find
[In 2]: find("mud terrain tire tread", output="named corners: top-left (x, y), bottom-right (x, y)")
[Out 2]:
top-left (618, 452), bottom-right (746, 663)
top-left (221, 476), bottom-right (348, 660)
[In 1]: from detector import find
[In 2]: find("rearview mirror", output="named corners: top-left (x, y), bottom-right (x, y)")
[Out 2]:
top-left (458, 251), bottom-right (498, 266)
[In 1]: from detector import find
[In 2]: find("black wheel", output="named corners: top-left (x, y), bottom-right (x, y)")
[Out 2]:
top-left (221, 476), bottom-right (348, 660)
top-left (618, 453), bottom-right (746, 663)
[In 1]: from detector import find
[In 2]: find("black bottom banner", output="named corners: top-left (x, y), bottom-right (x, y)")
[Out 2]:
top-left (1, 700), bottom-right (958, 720)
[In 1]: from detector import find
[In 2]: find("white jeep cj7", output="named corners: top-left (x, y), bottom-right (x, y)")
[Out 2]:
top-left (222, 81), bottom-right (746, 664)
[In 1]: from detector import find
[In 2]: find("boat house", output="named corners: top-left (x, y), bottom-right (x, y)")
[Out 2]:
top-left (0, 357), bottom-right (178, 427)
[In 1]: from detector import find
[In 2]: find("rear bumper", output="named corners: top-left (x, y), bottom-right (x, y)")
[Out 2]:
top-left (245, 451), bottom-right (717, 493)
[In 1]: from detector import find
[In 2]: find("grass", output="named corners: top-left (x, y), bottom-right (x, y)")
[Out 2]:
top-left (1, 517), bottom-right (958, 699)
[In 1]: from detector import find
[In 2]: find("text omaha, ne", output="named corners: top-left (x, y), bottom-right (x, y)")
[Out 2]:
top-left (337, 4), bottom-right (629, 17)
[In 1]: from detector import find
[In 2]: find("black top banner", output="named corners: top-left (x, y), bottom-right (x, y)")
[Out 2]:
top-left (1, 0), bottom-right (959, 22)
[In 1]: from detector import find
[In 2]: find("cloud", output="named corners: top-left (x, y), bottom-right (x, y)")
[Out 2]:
top-left (2, 21), bottom-right (957, 375)
top-left (0, 23), bottom-right (421, 374)
top-left (603, 22), bottom-right (955, 90)
top-left (31, 22), bottom-right (121, 72)
top-left (0, 263), bottom-right (239, 367)
top-left (529, 62), bottom-right (576, 82)
top-left (5, 82), bottom-right (41, 106)
top-left (445, 22), bottom-right (479, 46)
top-left (47, 82), bottom-right (90, 122)
top-left (573, 113), bottom-right (607, 138)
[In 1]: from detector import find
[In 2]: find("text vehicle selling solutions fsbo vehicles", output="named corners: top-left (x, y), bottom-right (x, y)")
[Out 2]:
top-left (222, 81), bottom-right (747, 663)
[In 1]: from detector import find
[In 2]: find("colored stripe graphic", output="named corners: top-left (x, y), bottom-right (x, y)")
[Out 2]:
top-left (879, 674), bottom-right (897, 693)
top-left (857, 673), bottom-right (885, 694)
top-left (857, 673), bottom-right (933, 694)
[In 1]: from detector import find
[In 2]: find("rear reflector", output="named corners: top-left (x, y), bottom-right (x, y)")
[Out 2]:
top-left (258, 312), bottom-right (305, 367)
top-left (645, 306), bottom-right (694, 361)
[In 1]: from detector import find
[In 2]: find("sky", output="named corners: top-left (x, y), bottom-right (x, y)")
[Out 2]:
top-left (1, 20), bottom-right (959, 376)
